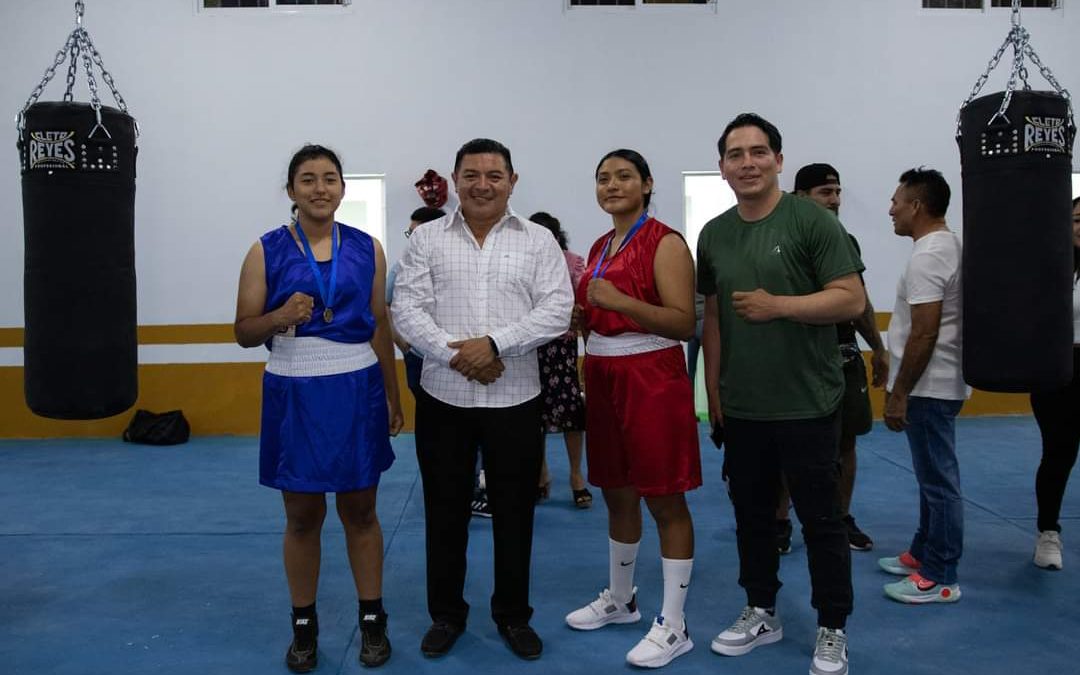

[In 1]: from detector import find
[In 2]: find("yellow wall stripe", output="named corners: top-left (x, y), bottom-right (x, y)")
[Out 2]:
top-left (0, 323), bottom-right (238, 347)
top-left (0, 315), bottom-right (1037, 438)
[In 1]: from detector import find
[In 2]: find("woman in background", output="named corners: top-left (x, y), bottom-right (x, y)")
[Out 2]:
top-left (1030, 196), bottom-right (1080, 571)
top-left (530, 211), bottom-right (590, 508)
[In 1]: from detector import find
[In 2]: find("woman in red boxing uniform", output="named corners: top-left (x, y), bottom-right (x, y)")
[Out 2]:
top-left (564, 149), bottom-right (700, 669)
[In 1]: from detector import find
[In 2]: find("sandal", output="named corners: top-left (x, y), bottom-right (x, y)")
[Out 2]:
top-left (537, 481), bottom-right (551, 503)
top-left (572, 487), bottom-right (593, 510)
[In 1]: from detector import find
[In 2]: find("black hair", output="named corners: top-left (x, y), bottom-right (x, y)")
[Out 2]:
top-left (454, 138), bottom-right (513, 174)
top-left (594, 148), bottom-right (654, 209)
top-left (898, 167), bottom-right (951, 219)
top-left (717, 113), bottom-right (783, 156)
top-left (529, 211), bottom-right (568, 250)
top-left (286, 144), bottom-right (343, 189)
top-left (410, 206), bottom-right (446, 224)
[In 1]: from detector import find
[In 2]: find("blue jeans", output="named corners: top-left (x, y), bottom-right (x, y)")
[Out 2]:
top-left (904, 396), bottom-right (964, 585)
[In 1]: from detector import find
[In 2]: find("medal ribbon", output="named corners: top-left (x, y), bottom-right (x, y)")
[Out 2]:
top-left (294, 220), bottom-right (340, 319)
top-left (591, 212), bottom-right (649, 280)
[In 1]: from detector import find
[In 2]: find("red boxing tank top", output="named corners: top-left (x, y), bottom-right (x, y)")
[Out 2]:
top-left (576, 218), bottom-right (679, 337)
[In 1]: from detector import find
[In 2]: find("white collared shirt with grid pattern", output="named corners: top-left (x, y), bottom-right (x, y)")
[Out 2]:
top-left (391, 207), bottom-right (573, 408)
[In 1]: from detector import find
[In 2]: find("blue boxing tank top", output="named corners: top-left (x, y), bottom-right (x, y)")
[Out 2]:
top-left (261, 223), bottom-right (377, 345)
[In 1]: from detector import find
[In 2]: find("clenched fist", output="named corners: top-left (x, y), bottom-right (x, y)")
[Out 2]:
top-left (587, 278), bottom-right (625, 311)
top-left (276, 292), bottom-right (314, 329)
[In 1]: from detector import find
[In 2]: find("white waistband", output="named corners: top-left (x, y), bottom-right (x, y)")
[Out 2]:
top-left (266, 336), bottom-right (377, 377)
top-left (585, 332), bottom-right (680, 357)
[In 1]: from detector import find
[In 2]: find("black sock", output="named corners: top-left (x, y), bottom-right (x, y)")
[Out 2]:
top-left (359, 598), bottom-right (385, 623)
top-left (291, 603), bottom-right (318, 649)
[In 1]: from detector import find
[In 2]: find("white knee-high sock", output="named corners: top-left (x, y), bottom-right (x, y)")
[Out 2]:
top-left (609, 538), bottom-right (640, 604)
top-left (661, 557), bottom-right (693, 631)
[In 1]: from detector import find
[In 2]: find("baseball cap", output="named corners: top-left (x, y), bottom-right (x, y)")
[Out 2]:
top-left (793, 163), bottom-right (840, 192)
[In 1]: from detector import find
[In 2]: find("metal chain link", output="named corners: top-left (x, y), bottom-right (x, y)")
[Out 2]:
top-left (63, 38), bottom-right (81, 102)
top-left (1025, 42), bottom-right (1075, 130)
top-left (14, 0), bottom-right (135, 134)
top-left (76, 28), bottom-right (111, 138)
top-left (82, 33), bottom-right (129, 114)
top-left (16, 0), bottom-right (133, 134)
top-left (957, 0), bottom-right (1074, 136)
top-left (17, 31), bottom-right (78, 130)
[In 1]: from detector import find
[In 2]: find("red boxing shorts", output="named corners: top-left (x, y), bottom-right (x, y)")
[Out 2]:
top-left (584, 343), bottom-right (702, 497)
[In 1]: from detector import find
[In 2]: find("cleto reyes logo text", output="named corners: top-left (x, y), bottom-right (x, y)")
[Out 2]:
top-left (28, 131), bottom-right (76, 169)
top-left (1023, 116), bottom-right (1068, 154)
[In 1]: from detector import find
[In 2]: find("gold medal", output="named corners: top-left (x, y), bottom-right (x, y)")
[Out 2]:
top-left (323, 308), bottom-right (334, 323)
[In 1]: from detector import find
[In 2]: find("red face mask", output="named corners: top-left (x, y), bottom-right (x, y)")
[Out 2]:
top-left (415, 169), bottom-right (448, 208)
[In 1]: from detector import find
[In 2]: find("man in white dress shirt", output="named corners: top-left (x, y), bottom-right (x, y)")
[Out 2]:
top-left (392, 138), bottom-right (573, 660)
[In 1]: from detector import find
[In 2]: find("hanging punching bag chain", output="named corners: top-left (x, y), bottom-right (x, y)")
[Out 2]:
top-left (15, 0), bottom-right (133, 138)
top-left (956, 0), bottom-right (1073, 136)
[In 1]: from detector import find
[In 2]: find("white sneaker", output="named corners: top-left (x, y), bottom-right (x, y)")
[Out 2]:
top-left (1034, 530), bottom-right (1063, 570)
top-left (710, 606), bottom-right (783, 656)
top-left (565, 587), bottom-right (641, 630)
top-left (625, 616), bottom-right (693, 668)
top-left (810, 627), bottom-right (848, 675)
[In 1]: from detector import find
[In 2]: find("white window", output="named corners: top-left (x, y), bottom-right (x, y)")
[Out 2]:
top-left (567, 0), bottom-right (716, 9)
top-left (991, 0), bottom-right (1060, 7)
top-left (1072, 173), bottom-right (1080, 199)
top-left (338, 175), bottom-right (386, 247)
top-left (921, 1), bottom-right (1061, 8)
top-left (199, 0), bottom-right (351, 14)
top-left (683, 172), bottom-right (737, 261)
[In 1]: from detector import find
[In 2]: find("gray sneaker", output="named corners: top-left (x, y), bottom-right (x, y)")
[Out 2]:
top-left (810, 627), bottom-right (848, 675)
top-left (710, 606), bottom-right (783, 656)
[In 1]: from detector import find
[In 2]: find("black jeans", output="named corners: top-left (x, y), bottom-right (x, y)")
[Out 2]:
top-left (725, 413), bottom-right (852, 629)
top-left (1031, 347), bottom-right (1080, 533)
top-left (415, 390), bottom-right (543, 628)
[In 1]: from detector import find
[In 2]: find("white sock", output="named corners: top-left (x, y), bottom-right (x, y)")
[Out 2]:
top-left (660, 557), bottom-right (693, 631)
top-left (609, 538), bottom-right (640, 604)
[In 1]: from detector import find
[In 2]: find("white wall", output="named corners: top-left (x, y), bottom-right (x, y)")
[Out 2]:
top-left (2, 0), bottom-right (1077, 327)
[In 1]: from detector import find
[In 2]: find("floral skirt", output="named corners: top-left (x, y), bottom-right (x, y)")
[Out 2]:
top-left (538, 336), bottom-right (586, 433)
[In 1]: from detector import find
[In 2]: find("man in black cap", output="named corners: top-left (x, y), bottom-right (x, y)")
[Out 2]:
top-left (771, 164), bottom-right (887, 554)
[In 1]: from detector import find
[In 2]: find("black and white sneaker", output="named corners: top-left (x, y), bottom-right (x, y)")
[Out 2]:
top-left (286, 613), bottom-right (318, 673)
top-left (359, 611), bottom-right (391, 668)
top-left (844, 515), bottom-right (873, 551)
top-left (471, 488), bottom-right (492, 518)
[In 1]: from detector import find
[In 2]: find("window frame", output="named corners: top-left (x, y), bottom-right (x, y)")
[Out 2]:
top-left (682, 171), bottom-right (737, 262)
top-left (337, 173), bottom-right (387, 249)
top-left (919, 0), bottom-right (1063, 11)
top-left (196, 0), bottom-right (354, 17)
top-left (564, 0), bottom-right (718, 14)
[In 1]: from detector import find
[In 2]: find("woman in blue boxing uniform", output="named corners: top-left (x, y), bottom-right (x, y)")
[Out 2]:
top-left (235, 144), bottom-right (403, 671)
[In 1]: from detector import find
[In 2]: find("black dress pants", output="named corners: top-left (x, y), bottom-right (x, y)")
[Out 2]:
top-left (415, 390), bottom-right (543, 628)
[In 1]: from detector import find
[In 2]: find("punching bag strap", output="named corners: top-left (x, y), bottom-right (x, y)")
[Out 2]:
top-left (956, 0), bottom-right (1074, 139)
top-left (16, 0), bottom-right (136, 138)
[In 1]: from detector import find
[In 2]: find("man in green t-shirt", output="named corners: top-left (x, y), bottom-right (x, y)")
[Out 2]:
top-left (698, 114), bottom-right (865, 675)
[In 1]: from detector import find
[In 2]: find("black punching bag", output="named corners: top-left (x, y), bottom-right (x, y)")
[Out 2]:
top-left (958, 90), bottom-right (1075, 392)
top-left (19, 101), bottom-right (138, 418)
